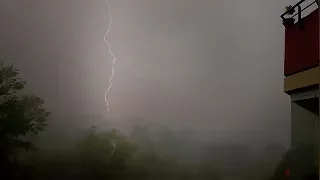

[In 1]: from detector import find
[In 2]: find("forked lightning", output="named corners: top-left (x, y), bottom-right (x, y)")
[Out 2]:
top-left (104, 0), bottom-right (117, 118)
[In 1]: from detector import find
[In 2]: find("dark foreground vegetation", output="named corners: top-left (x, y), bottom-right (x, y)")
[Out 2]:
top-left (0, 61), bottom-right (297, 180)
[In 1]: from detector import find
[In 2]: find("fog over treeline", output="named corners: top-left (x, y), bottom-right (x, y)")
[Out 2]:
top-left (0, 0), bottom-right (302, 179)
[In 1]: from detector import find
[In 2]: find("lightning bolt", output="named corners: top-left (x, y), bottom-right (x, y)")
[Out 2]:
top-left (104, 0), bottom-right (116, 118)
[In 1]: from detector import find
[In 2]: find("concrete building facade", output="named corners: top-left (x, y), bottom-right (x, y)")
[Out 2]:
top-left (281, 0), bottom-right (319, 179)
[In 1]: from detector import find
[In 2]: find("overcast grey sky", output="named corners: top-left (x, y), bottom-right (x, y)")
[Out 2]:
top-left (1, 0), bottom-right (304, 145)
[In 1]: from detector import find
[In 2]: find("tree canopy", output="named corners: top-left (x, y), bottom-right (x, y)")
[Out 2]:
top-left (0, 61), bottom-right (50, 165)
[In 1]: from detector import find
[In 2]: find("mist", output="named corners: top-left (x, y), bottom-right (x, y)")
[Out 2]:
top-left (0, 0), bottom-right (301, 179)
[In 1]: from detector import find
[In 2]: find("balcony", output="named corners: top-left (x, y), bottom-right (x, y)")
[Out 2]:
top-left (282, 0), bottom-right (319, 77)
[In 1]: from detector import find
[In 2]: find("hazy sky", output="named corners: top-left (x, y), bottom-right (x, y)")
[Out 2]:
top-left (1, 0), bottom-right (307, 145)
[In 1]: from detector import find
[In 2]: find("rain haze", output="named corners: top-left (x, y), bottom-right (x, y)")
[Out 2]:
top-left (1, 0), bottom-right (311, 179)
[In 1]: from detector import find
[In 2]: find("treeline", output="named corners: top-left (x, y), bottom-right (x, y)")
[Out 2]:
top-left (5, 125), bottom-right (286, 180)
top-left (8, 126), bottom-right (222, 180)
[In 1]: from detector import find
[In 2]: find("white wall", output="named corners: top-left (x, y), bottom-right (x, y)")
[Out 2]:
top-left (291, 99), bottom-right (318, 148)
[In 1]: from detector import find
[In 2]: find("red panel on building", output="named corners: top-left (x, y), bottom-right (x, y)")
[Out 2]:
top-left (284, 10), bottom-right (319, 76)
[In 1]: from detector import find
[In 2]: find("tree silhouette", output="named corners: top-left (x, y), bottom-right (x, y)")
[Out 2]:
top-left (0, 61), bottom-right (50, 176)
top-left (271, 144), bottom-right (318, 180)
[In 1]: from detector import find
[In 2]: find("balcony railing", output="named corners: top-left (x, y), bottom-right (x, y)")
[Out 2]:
top-left (281, 0), bottom-right (318, 27)
top-left (281, 0), bottom-right (319, 76)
